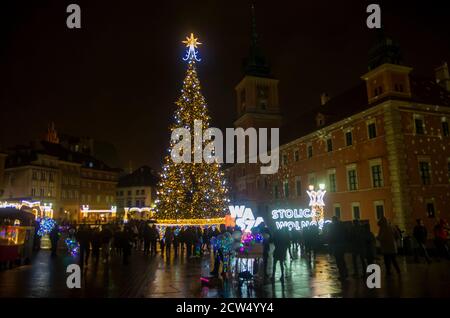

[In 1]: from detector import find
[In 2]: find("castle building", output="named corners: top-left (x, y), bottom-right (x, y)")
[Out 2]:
top-left (226, 13), bottom-right (450, 233)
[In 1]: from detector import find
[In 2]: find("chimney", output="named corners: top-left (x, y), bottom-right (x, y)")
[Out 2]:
top-left (435, 62), bottom-right (450, 92)
top-left (320, 93), bottom-right (330, 106)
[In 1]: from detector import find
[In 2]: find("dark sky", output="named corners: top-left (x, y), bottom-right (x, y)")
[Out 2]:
top-left (1, 0), bottom-right (449, 171)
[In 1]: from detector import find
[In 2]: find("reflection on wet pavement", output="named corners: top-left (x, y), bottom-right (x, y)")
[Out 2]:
top-left (0, 249), bottom-right (449, 298)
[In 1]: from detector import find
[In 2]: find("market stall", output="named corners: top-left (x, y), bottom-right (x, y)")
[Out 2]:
top-left (0, 207), bottom-right (35, 268)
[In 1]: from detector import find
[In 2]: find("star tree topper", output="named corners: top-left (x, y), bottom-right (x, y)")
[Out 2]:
top-left (182, 33), bottom-right (202, 62)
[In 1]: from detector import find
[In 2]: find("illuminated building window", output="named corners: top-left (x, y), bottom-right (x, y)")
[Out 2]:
top-left (414, 114), bottom-right (425, 135)
top-left (294, 150), bottom-right (299, 162)
top-left (345, 131), bottom-right (353, 146)
top-left (308, 173), bottom-right (316, 187)
top-left (442, 120), bottom-right (449, 137)
top-left (347, 165), bottom-right (358, 191)
top-left (283, 180), bottom-right (289, 198)
top-left (333, 204), bottom-right (341, 219)
top-left (295, 176), bottom-right (302, 197)
top-left (419, 161), bottom-right (431, 185)
top-left (352, 203), bottom-right (361, 220)
top-left (282, 154), bottom-right (288, 166)
top-left (374, 201), bottom-right (385, 220)
top-left (307, 143), bottom-right (313, 158)
top-left (328, 171), bottom-right (337, 192)
top-left (62, 190), bottom-right (66, 199)
top-left (31, 188), bottom-right (36, 196)
top-left (370, 160), bottom-right (384, 188)
top-left (426, 202), bottom-right (435, 218)
top-left (367, 122), bottom-right (377, 139)
top-left (326, 138), bottom-right (333, 152)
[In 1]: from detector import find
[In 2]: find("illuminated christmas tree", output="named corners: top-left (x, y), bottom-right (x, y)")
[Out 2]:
top-left (155, 34), bottom-right (229, 221)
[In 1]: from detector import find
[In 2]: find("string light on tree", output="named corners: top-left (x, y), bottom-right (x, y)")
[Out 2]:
top-left (156, 34), bottom-right (229, 222)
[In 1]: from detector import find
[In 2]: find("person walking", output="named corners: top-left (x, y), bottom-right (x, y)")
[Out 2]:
top-left (143, 222), bottom-right (152, 256)
top-left (150, 224), bottom-right (159, 256)
top-left (49, 223), bottom-right (60, 258)
top-left (434, 219), bottom-right (449, 260)
top-left (271, 229), bottom-right (290, 282)
top-left (100, 225), bottom-right (113, 264)
top-left (76, 224), bottom-right (91, 266)
top-left (350, 219), bottom-right (367, 277)
top-left (377, 217), bottom-right (401, 276)
top-left (164, 227), bottom-right (174, 259)
top-left (91, 227), bottom-right (101, 264)
top-left (262, 225), bottom-right (272, 278)
top-left (328, 216), bottom-right (348, 280)
top-left (413, 219), bottom-right (431, 263)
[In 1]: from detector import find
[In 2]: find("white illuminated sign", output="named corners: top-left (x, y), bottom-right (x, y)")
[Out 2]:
top-left (228, 205), bottom-right (263, 232)
top-left (271, 184), bottom-right (330, 231)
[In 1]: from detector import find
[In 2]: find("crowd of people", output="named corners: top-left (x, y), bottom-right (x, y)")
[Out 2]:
top-left (38, 216), bottom-right (450, 283)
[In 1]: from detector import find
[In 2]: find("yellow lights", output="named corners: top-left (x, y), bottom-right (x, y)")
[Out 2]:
top-left (156, 217), bottom-right (225, 227)
top-left (80, 205), bottom-right (117, 213)
top-left (182, 33), bottom-right (202, 49)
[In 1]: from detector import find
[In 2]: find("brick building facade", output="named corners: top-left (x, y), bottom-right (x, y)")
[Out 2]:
top-left (227, 30), bottom-right (450, 234)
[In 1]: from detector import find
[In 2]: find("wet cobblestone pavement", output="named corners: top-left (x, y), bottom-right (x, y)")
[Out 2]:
top-left (1, 249), bottom-right (449, 298)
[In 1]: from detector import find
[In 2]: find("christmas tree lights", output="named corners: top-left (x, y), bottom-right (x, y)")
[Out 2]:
top-left (156, 34), bottom-right (229, 222)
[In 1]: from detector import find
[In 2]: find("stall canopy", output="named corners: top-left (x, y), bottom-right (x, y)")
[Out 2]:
top-left (0, 208), bottom-right (36, 226)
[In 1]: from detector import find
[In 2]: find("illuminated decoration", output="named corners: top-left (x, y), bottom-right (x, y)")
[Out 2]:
top-left (156, 217), bottom-right (225, 227)
top-left (37, 218), bottom-right (56, 237)
top-left (81, 205), bottom-right (117, 218)
top-left (155, 34), bottom-right (229, 221)
top-left (182, 33), bottom-right (202, 62)
top-left (228, 206), bottom-right (263, 232)
top-left (238, 232), bottom-right (263, 255)
top-left (0, 200), bottom-right (53, 219)
top-left (13, 219), bottom-right (20, 226)
top-left (123, 207), bottom-right (155, 222)
top-left (271, 184), bottom-right (330, 230)
top-left (65, 238), bottom-right (79, 257)
top-left (307, 184), bottom-right (326, 224)
top-left (210, 232), bottom-right (233, 273)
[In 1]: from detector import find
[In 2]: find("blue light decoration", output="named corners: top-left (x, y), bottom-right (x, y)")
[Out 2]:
top-left (65, 238), bottom-right (80, 257)
top-left (37, 217), bottom-right (56, 237)
top-left (182, 33), bottom-right (202, 62)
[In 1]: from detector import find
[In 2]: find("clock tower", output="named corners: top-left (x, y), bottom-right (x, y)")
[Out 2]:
top-left (234, 4), bottom-right (282, 129)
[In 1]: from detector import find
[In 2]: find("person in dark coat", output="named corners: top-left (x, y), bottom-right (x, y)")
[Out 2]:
top-left (164, 227), bottom-right (174, 259)
top-left (76, 224), bottom-right (92, 266)
top-left (262, 225), bottom-right (272, 278)
top-left (91, 227), bottom-right (102, 264)
top-left (49, 223), bottom-right (60, 257)
top-left (149, 224), bottom-right (158, 256)
top-left (121, 226), bottom-right (133, 265)
top-left (271, 229), bottom-right (290, 282)
top-left (143, 222), bottom-right (152, 256)
top-left (328, 217), bottom-right (348, 280)
top-left (377, 217), bottom-right (401, 275)
top-left (173, 227), bottom-right (180, 258)
top-left (413, 219), bottom-right (431, 263)
top-left (350, 219), bottom-right (367, 276)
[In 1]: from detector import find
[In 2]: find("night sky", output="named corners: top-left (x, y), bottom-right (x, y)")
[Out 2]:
top-left (1, 0), bottom-right (449, 171)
